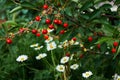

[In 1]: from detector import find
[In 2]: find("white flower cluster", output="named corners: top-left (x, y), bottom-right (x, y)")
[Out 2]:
top-left (30, 43), bottom-right (43, 50)
top-left (56, 56), bottom-right (70, 72)
top-left (56, 56), bottom-right (79, 72)
top-left (16, 53), bottom-right (47, 62)
top-left (58, 39), bottom-right (79, 49)
top-left (36, 53), bottom-right (47, 60)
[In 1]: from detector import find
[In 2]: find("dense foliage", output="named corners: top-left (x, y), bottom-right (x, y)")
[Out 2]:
top-left (0, 0), bottom-right (120, 80)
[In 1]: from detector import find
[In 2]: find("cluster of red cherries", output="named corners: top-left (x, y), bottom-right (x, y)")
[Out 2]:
top-left (88, 36), bottom-right (119, 54)
top-left (6, 4), bottom-right (69, 44)
top-left (5, 4), bottom-right (119, 54)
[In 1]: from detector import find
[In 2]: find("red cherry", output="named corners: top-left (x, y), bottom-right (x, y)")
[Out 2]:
top-left (36, 33), bottom-right (40, 37)
top-left (44, 35), bottom-right (49, 39)
top-left (58, 20), bottom-right (62, 25)
top-left (113, 42), bottom-right (118, 47)
top-left (49, 24), bottom-right (54, 29)
top-left (35, 16), bottom-right (41, 21)
top-left (111, 48), bottom-right (116, 53)
top-left (43, 4), bottom-right (48, 9)
top-left (60, 30), bottom-right (65, 34)
top-left (63, 23), bottom-right (68, 28)
top-left (32, 29), bottom-right (37, 34)
top-left (88, 36), bottom-right (93, 42)
top-left (42, 29), bottom-right (48, 34)
top-left (65, 53), bottom-right (70, 57)
top-left (72, 37), bottom-right (77, 41)
top-left (97, 44), bottom-right (100, 49)
top-left (46, 19), bottom-right (51, 24)
top-left (19, 28), bottom-right (25, 33)
top-left (6, 38), bottom-right (12, 44)
top-left (80, 54), bottom-right (84, 59)
top-left (54, 19), bottom-right (59, 24)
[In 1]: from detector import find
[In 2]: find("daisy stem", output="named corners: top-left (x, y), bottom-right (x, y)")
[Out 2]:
top-left (43, 58), bottom-right (53, 68)
top-left (51, 50), bottom-right (57, 79)
top-left (22, 63), bottom-right (25, 80)
top-left (63, 71), bottom-right (67, 80)
top-left (51, 50), bottom-right (56, 67)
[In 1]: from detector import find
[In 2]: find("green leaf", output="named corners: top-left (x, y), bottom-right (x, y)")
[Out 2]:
top-left (80, 1), bottom-right (93, 11)
top-left (92, 19), bottom-right (109, 25)
top-left (0, 41), bottom-right (5, 50)
top-left (60, 31), bottom-right (72, 41)
top-left (9, 6), bottom-right (22, 13)
top-left (113, 45), bottom-right (120, 59)
top-left (64, 7), bottom-right (72, 16)
top-left (90, 9), bottom-right (102, 20)
top-left (95, 37), bottom-right (113, 44)
top-left (3, 20), bottom-right (17, 26)
top-left (100, 4), bottom-right (112, 9)
top-left (80, 14), bottom-right (90, 20)
top-left (101, 24), bottom-right (114, 36)
top-left (72, 0), bottom-right (79, 3)
top-left (21, 1), bottom-right (38, 10)
top-left (115, 0), bottom-right (120, 4)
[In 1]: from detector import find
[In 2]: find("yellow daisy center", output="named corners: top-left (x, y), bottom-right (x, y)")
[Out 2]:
top-left (50, 43), bottom-right (53, 48)
top-left (85, 72), bottom-right (90, 77)
top-left (118, 78), bottom-right (120, 80)
top-left (59, 66), bottom-right (63, 70)
top-left (20, 57), bottom-right (25, 61)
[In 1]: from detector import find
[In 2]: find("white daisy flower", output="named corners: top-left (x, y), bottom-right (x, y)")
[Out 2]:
top-left (58, 44), bottom-right (63, 48)
top-left (16, 55), bottom-right (28, 62)
top-left (47, 28), bottom-right (54, 33)
top-left (45, 36), bottom-right (53, 43)
top-left (110, 5), bottom-right (118, 12)
top-left (34, 46), bottom-right (43, 50)
top-left (47, 41), bottom-right (57, 51)
top-left (70, 64), bottom-right (79, 70)
top-left (56, 65), bottom-right (65, 72)
top-left (113, 73), bottom-right (118, 80)
top-left (112, 73), bottom-right (120, 80)
top-left (82, 71), bottom-right (93, 78)
top-left (74, 41), bottom-right (79, 45)
top-left (117, 76), bottom-right (120, 80)
top-left (62, 40), bottom-right (69, 48)
top-left (30, 43), bottom-right (39, 48)
top-left (69, 40), bottom-right (74, 45)
top-left (60, 56), bottom-right (69, 64)
top-left (36, 53), bottom-right (47, 60)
